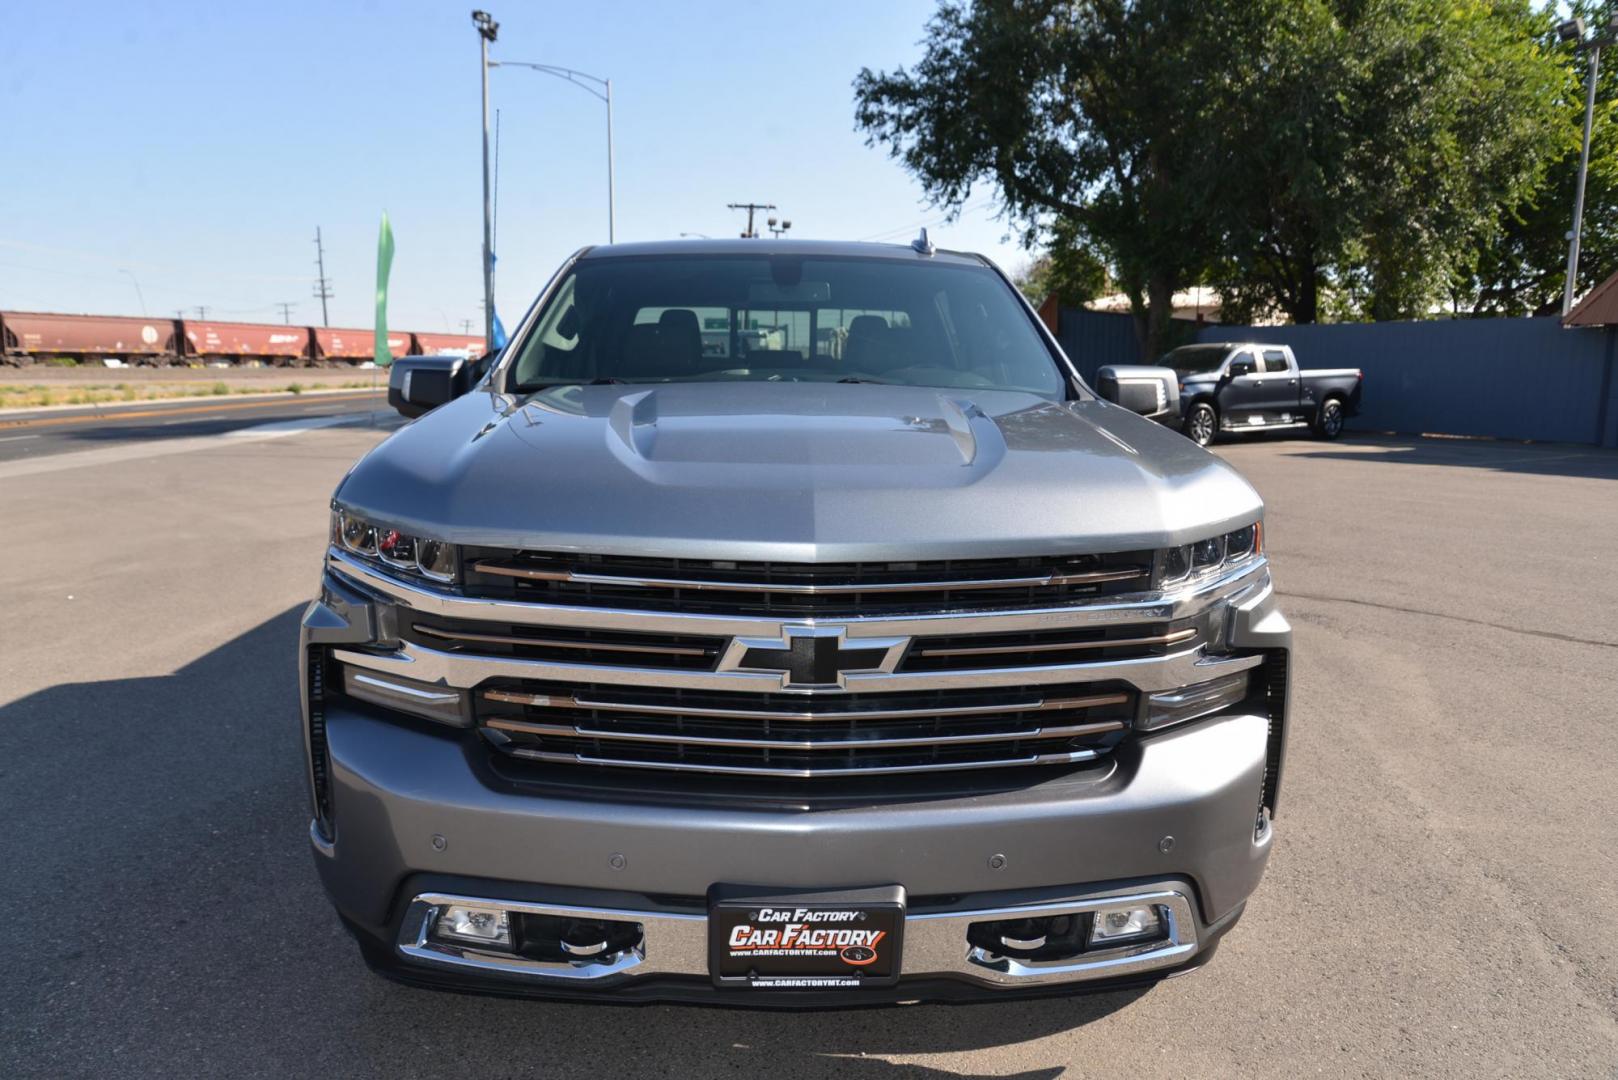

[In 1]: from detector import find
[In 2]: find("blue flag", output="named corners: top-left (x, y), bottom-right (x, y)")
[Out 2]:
top-left (492, 310), bottom-right (508, 351)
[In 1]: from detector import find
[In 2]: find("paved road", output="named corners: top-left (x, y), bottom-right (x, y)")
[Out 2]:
top-left (0, 390), bottom-right (388, 461)
top-left (1, 425), bottom-right (1615, 1078)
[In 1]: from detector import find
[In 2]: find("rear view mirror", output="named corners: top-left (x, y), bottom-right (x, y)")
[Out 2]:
top-left (388, 354), bottom-right (473, 419)
top-left (748, 280), bottom-right (832, 304)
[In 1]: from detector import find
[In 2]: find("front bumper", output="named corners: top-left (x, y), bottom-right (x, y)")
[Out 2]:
top-left (301, 561), bottom-right (1290, 1004)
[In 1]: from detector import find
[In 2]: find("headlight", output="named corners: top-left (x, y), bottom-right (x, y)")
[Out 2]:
top-left (332, 506), bottom-right (459, 583)
top-left (1161, 520), bottom-right (1262, 587)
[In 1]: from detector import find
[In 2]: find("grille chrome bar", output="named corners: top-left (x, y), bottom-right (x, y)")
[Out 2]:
top-left (914, 627), bottom-right (1197, 659)
top-left (334, 639), bottom-right (1262, 695)
top-left (412, 623), bottom-right (712, 658)
top-left (471, 560), bottom-right (1147, 593)
top-left (327, 548), bottom-right (1269, 638)
top-left (483, 715), bottom-right (1126, 750)
top-left (506, 746), bottom-right (1103, 777)
top-left (482, 688), bottom-right (1128, 721)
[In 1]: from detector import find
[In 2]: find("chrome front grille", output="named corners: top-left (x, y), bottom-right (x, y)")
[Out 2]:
top-left (477, 682), bottom-right (1135, 777)
top-left (401, 617), bottom-right (725, 672)
top-left (461, 549), bottom-right (1157, 616)
top-left (325, 547), bottom-right (1269, 784)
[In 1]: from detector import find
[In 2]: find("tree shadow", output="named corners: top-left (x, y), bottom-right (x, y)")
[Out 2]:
top-left (1, 606), bottom-right (1146, 1080)
top-left (1260, 433), bottom-right (1618, 481)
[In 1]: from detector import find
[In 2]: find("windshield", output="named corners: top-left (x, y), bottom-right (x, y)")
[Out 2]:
top-left (506, 255), bottom-right (1067, 398)
top-left (1160, 345), bottom-right (1229, 376)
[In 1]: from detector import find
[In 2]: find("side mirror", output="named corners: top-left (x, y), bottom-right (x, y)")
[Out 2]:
top-left (387, 354), bottom-right (473, 418)
top-left (1226, 358), bottom-right (1255, 379)
top-left (1094, 365), bottom-right (1181, 420)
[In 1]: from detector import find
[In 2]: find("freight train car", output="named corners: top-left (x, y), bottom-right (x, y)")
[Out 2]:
top-left (413, 332), bottom-right (489, 358)
top-left (184, 320), bottom-right (313, 365)
top-left (313, 326), bottom-right (413, 364)
top-left (0, 309), bottom-right (461, 367)
top-left (1, 311), bottom-right (183, 365)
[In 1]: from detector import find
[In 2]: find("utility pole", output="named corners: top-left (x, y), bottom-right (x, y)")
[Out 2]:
top-left (276, 301), bottom-right (296, 324)
top-left (473, 10), bottom-right (499, 346)
top-left (194, 305), bottom-right (209, 320)
top-left (460, 318), bottom-right (475, 334)
top-left (312, 227), bottom-right (333, 327)
top-left (728, 202), bottom-right (776, 239)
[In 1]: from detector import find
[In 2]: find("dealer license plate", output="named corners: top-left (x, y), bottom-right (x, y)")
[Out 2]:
top-left (709, 885), bottom-right (905, 989)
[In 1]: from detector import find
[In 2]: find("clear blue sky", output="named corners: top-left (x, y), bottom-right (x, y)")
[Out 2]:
top-left (1, 0), bottom-right (1029, 333)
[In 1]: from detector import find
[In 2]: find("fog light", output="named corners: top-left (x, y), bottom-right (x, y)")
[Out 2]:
top-left (1142, 671), bottom-right (1250, 731)
top-left (1088, 905), bottom-right (1163, 946)
top-left (434, 904), bottom-right (511, 949)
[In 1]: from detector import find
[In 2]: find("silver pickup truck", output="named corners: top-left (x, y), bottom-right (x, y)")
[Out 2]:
top-left (300, 239), bottom-right (1292, 1005)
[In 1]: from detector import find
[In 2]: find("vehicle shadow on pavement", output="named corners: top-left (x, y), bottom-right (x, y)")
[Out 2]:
top-left (1270, 433), bottom-right (1618, 480)
top-left (1, 606), bottom-right (1145, 1079)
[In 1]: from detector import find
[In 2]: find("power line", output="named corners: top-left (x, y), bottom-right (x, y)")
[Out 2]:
top-left (276, 301), bottom-right (297, 324)
top-left (194, 305), bottom-right (210, 319)
top-left (855, 199), bottom-right (995, 243)
top-left (312, 226), bottom-right (333, 327)
top-left (727, 202), bottom-right (776, 239)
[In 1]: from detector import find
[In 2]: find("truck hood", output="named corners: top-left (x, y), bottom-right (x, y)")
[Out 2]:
top-left (335, 382), bottom-right (1263, 561)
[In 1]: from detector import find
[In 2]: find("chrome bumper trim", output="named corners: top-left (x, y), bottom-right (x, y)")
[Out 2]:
top-left (327, 547), bottom-right (1267, 639)
top-left (395, 887), bottom-right (1199, 989)
top-left (335, 638), bottom-right (1264, 695)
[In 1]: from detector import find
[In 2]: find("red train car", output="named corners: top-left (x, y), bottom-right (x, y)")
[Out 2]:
top-left (313, 326), bottom-right (413, 364)
top-left (184, 320), bottom-right (312, 364)
top-left (1, 311), bottom-right (181, 364)
top-left (413, 332), bottom-right (488, 358)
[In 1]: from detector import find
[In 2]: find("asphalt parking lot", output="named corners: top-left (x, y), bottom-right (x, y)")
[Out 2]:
top-left (2, 418), bottom-right (1615, 1079)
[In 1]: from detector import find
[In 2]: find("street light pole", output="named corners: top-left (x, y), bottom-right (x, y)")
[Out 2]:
top-left (1560, 16), bottom-right (1615, 318)
top-left (496, 61), bottom-right (616, 242)
top-left (473, 11), bottom-right (499, 348)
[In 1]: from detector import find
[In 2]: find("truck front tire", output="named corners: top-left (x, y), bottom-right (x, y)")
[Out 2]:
top-left (1185, 402), bottom-right (1218, 447)
top-left (1313, 398), bottom-right (1344, 440)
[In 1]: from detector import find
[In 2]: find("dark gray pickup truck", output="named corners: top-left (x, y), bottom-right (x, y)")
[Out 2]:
top-left (1100, 343), bottom-right (1363, 446)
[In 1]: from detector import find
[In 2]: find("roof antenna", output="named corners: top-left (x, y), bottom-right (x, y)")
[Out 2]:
top-left (911, 227), bottom-right (935, 256)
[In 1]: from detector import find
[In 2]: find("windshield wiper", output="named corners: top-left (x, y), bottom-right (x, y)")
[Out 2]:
top-left (836, 376), bottom-right (891, 385)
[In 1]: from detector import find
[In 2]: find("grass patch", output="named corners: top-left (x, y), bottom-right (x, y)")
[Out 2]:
top-left (0, 379), bottom-right (375, 409)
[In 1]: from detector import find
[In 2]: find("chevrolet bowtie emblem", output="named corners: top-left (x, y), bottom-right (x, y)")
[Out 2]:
top-left (718, 625), bottom-right (909, 689)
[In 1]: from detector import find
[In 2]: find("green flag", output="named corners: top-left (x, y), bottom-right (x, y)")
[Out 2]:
top-left (374, 211), bottom-right (396, 366)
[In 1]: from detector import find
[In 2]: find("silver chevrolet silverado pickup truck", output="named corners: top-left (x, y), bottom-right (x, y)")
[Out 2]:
top-left (300, 238), bottom-right (1292, 1005)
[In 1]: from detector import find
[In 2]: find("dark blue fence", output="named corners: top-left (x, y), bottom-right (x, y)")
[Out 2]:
top-left (1054, 308), bottom-right (1142, 383)
top-left (1054, 306), bottom-right (1618, 446)
top-left (1198, 317), bottom-right (1618, 447)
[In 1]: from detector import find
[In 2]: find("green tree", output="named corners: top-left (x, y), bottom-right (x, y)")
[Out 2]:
top-left (858, 0), bottom-right (1573, 337)
top-left (854, 0), bottom-right (1229, 360)
top-left (1208, 0), bottom-right (1569, 322)
top-left (1463, 1), bottom-right (1618, 316)
top-left (1015, 219), bottom-right (1110, 306)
